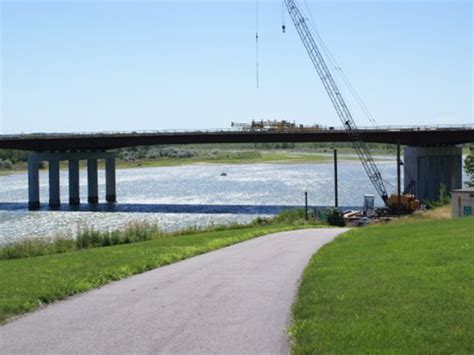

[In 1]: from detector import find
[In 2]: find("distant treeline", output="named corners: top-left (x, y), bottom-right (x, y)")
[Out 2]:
top-left (4, 143), bottom-right (471, 169)
top-left (186, 142), bottom-right (397, 151)
top-left (115, 143), bottom-right (398, 162)
top-left (117, 146), bottom-right (261, 162)
top-left (0, 149), bottom-right (27, 169)
top-left (0, 143), bottom-right (398, 169)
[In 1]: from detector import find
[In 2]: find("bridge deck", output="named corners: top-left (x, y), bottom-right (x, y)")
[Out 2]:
top-left (0, 125), bottom-right (473, 151)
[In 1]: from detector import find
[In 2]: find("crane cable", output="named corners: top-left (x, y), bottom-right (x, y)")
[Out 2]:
top-left (302, 0), bottom-right (375, 125)
top-left (255, 0), bottom-right (260, 89)
top-left (281, 0), bottom-right (286, 33)
top-left (301, 0), bottom-right (378, 126)
top-left (305, 2), bottom-right (377, 126)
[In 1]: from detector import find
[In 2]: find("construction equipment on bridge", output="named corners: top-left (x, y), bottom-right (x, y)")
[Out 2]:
top-left (232, 120), bottom-right (297, 131)
top-left (231, 120), bottom-right (323, 132)
top-left (282, 0), bottom-right (391, 205)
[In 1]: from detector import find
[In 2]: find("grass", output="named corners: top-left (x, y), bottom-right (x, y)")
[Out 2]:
top-left (0, 222), bottom-right (162, 260)
top-left (0, 209), bottom-right (322, 260)
top-left (116, 150), bottom-right (340, 169)
top-left (0, 210), bottom-right (323, 323)
top-left (401, 204), bottom-right (452, 221)
top-left (290, 216), bottom-right (474, 354)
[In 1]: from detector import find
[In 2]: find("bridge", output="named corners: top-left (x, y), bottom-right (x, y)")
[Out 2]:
top-left (1, 125), bottom-right (473, 210)
top-left (1, 125), bottom-right (473, 151)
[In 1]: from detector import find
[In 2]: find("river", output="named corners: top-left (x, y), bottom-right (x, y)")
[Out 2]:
top-left (0, 159), bottom-right (468, 244)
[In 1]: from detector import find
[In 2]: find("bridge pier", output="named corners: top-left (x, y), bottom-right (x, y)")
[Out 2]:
top-left (48, 160), bottom-right (60, 207)
top-left (27, 151), bottom-right (116, 210)
top-left (68, 159), bottom-right (80, 205)
top-left (404, 146), bottom-right (463, 202)
top-left (27, 155), bottom-right (40, 210)
top-left (87, 158), bottom-right (99, 204)
top-left (105, 158), bottom-right (116, 203)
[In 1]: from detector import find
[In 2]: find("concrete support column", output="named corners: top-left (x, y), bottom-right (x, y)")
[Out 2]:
top-left (28, 154), bottom-right (40, 210)
top-left (48, 160), bottom-right (60, 207)
top-left (26, 151), bottom-right (115, 208)
top-left (87, 158), bottom-right (99, 203)
top-left (404, 146), bottom-right (463, 201)
top-left (105, 157), bottom-right (116, 203)
top-left (68, 159), bottom-right (80, 205)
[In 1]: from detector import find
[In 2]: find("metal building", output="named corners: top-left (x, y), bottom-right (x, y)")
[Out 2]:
top-left (451, 187), bottom-right (474, 217)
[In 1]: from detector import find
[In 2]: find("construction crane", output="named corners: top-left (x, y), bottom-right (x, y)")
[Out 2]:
top-left (283, 0), bottom-right (389, 204)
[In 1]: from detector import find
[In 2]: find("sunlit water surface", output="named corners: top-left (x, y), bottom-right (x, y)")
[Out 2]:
top-left (0, 160), bottom-right (467, 244)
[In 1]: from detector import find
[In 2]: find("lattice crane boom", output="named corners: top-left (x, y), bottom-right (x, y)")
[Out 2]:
top-left (284, 0), bottom-right (389, 204)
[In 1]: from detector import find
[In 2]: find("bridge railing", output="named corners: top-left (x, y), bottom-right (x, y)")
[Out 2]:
top-left (0, 124), bottom-right (472, 140)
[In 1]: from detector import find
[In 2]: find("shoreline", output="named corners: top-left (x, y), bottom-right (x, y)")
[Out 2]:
top-left (0, 151), bottom-right (394, 176)
top-left (0, 209), bottom-right (324, 322)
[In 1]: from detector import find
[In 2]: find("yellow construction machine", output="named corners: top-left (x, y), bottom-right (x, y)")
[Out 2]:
top-left (387, 194), bottom-right (420, 214)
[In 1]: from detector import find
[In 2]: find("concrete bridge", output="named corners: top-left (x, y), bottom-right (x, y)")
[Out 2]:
top-left (0, 125), bottom-right (473, 210)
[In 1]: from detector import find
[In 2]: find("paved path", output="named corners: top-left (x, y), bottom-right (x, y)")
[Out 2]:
top-left (1, 228), bottom-right (348, 354)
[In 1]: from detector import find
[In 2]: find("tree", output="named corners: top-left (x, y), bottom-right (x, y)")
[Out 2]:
top-left (465, 146), bottom-right (474, 187)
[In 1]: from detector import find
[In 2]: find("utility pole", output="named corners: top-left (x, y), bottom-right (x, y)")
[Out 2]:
top-left (334, 149), bottom-right (338, 208)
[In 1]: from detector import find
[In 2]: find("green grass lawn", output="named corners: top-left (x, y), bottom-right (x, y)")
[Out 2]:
top-left (290, 217), bottom-right (474, 354)
top-left (0, 224), bottom-right (307, 323)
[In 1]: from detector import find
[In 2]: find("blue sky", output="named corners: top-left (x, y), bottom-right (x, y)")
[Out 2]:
top-left (1, 0), bottom-right (472, 133)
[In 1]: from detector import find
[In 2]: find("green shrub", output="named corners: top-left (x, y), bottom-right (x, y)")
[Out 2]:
top-left (3, 160), bottom-right (12, 169)
top-left (465, 145), bottom-right (473, 187)
top-left (0, 149), bottom-right (27, 164)
top-left (326, 209), bottom-right (346, 227)
top-left (0, 222), bottom-right (161, 260)
top-left (425, 183), bottom-right (451, 209)
top-left (75, 222), bottom-right (161, 249)
top-left (0, 235), bottom-right (75, 259)
top-left (271, 208), bottom-right (321, 225)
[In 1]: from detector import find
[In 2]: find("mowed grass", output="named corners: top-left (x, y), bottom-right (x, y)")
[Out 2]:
top-left (0, 224), bottom-right (301, 323)
top-left (290, 217), bottom-right (474, 354)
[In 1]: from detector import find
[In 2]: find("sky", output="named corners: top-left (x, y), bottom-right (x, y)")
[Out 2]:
top-left (0, 0), bottom-right (472, 134)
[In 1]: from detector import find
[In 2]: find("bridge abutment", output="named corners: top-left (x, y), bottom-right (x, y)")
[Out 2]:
top-left (27, 151), bottom-right (117, 210)
top-left (404, 146), bottom-right (463, 202)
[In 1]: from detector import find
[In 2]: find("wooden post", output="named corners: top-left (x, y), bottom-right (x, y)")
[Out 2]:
top-left (397, 141), bottom-right (401, 216)
top-left (334, 149), bottom-right (338, 208)
top-left (458, 196), bottom-right (462, 217)
top-left (304, 191), bottom-right (308, 221)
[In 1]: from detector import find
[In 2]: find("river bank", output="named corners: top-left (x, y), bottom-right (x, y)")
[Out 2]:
top-left (0, 149), bottom-right (393, 176)
top-left (0, 161), bottom-right (402, 243)
top-left (0, 209), bottom-right (323, 322)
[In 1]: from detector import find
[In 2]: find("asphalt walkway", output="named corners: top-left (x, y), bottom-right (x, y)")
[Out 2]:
top-left (0, 228), bottom-right (348, 354)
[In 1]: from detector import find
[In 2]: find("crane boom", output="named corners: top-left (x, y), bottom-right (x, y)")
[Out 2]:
top-left (284, 0), bottom-right (389, 203)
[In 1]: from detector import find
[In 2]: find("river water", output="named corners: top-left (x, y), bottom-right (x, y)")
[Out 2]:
top-left (0, 159), bottom-right (467, 244)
